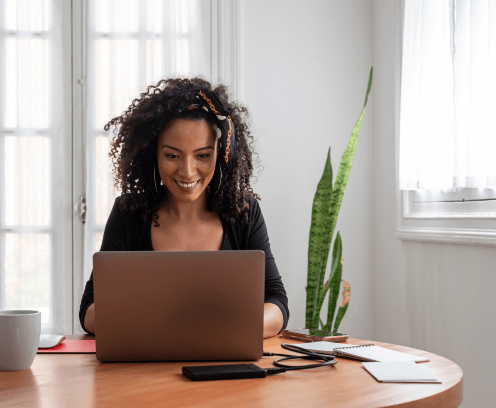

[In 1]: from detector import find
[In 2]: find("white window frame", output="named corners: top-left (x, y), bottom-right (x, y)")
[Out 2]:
top-left (395, 0), bottom-right (496, 246)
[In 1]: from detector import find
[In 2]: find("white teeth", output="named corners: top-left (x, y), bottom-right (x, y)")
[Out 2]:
top-left (176, 180), bottom-right (199, 188)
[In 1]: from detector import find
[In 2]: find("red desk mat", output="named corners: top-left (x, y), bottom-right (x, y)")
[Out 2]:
top-left (37, 340), bottom-right (96, 354)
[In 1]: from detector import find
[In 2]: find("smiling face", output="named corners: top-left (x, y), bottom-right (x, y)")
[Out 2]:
top-left (156, 118), bottom-right (218, 205)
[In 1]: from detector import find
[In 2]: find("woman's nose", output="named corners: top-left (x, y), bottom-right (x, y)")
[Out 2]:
top-left (179, 156), bottom-right (197, 178)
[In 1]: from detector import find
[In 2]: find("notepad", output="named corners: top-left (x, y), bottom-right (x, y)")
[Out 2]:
top-left (292, 341), bottom-right (429, 362)
top-left (290, 341), bottom-right (357, 354)
top-left (362, 361), bottom-right (441, 383)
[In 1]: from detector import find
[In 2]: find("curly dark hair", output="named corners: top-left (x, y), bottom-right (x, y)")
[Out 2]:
top-left (105, 76), bottom-right (262, 226)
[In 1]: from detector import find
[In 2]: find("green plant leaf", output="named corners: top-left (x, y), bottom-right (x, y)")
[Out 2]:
top-left (333, 304), bottom-right (349, 332)
top-left (326, 67), bottom-right (373, 256)
top-left (305, 148), bottom-right (333, 328)
top-left (324, 232), bottom-right (342, 331)
top-left (333, 280), bottom-right (350, 332)
top-left (312, 232), bottom-right (341, 329)
top-left (312, 276), bottom-right (332, 329)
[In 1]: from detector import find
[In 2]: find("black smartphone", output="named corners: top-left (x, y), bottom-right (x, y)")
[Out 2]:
top-left (281, 328), bottom-right (349, 342)
top-left (182, 364), bottom-right (267, 381)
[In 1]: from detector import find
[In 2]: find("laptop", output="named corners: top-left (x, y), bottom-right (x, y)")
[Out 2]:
top-left (92, 250), bottom-right (265, 362)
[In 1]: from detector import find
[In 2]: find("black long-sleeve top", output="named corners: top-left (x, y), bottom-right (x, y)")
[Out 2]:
top-left (79, 196), bottom-right (289, 334)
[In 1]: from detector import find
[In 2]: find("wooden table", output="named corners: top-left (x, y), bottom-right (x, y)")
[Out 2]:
top-left (0, 335), bottom-right (463, 407)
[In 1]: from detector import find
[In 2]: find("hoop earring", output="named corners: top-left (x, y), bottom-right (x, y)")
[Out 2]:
top-left (154, 167), bottom-right (160, 195)
top-left (214, 162), bottom-right (222, 194)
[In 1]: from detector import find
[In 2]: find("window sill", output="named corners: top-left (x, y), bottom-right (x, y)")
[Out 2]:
top-left (396, 226), bottom-right (496, 246)
top-left (397, 191), bottom-right (496, 246)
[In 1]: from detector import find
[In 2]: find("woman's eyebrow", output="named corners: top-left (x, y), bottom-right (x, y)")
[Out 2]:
top-left (161, 144), bottom-right (214, 152)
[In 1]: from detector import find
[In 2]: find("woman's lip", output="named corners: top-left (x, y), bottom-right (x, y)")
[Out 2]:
top-left (174, 179), bottom-right (200, 189)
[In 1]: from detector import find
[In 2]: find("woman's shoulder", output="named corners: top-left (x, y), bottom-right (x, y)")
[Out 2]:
top-left (246, 194), bottom-right (260, 213)
top-left (238, 194), bottom-right (261, 226)
top-left (110, 195), bottom-right (149, 225)
top-left (111, 196), bottom-right (129, 218)
top-left (219, 194), bottom-right (258, 226)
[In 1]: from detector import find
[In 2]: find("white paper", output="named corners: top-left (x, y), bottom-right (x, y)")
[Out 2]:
top-left (362, 361), bottom-right (441, 383)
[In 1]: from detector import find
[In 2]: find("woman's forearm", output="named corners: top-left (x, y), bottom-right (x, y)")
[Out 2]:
top-left (263, 302), bottom-right (284, 338)
top-left (84, 303), bottom-right (95, 334)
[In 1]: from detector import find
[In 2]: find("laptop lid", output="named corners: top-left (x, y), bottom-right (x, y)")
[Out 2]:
top-left (93, 250), bottom-right (265, 362)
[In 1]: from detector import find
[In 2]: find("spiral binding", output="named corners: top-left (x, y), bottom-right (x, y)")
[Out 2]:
top-left (333, 344), bottom-right (375, 351)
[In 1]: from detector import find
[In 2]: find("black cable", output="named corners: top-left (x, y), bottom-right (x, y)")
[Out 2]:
top-left (182, 343), bottom-right (337, 380)
top-left (262, 343), bottom-right (337, 373)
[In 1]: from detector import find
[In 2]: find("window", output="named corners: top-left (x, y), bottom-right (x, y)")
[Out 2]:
top-left (0, 0), bottom-right (73, 332)
top-left (397, 0), bottom-right (496, 245)
top-left (0, 0), bottom-right (239, 334)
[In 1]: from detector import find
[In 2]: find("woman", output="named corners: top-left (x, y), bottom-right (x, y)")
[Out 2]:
top-left (79, 77), bottom-right (289, 338)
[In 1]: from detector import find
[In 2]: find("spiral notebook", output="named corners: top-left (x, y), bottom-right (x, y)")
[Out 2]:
top-left (292, 341), bottom-right (429, 363)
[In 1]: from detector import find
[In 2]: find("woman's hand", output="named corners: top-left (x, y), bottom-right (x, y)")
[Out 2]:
top-left (263, 303), bottom-right (284, 338)
top-left (84, 303), bottom-right (95, 334)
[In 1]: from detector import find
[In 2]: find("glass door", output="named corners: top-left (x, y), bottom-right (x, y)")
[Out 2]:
top-left (0, 0), bottom-right (73, 334)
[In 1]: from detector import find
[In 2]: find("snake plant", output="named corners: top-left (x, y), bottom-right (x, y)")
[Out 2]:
top-left (305, 67), bottom-right (373, 332)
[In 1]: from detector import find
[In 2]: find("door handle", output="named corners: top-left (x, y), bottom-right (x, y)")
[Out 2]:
top-left (74, 195), bottom-right (86, 224)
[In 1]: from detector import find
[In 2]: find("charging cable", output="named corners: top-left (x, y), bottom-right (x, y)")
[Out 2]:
top-left (182, 343), bottom-right (337, 381)
top-left (263, 343), bottom-right (337, 375)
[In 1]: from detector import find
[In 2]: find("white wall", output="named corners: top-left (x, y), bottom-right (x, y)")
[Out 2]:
top-left (241, 0), bottom-right (495, 406)
top-left (239, 0), bottom-right (375, 340)
top-left (372, 2), bottom-right (496, 407)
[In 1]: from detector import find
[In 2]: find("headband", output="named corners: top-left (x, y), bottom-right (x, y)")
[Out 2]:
top-left (179, 88), bottom-right (237, 178)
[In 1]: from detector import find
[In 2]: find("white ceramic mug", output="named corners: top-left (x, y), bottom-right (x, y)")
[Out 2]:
top-left (0, 310), bottom-right (41, 371)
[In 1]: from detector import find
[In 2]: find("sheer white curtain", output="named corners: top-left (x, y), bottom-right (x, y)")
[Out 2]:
top-left (83, 0), bottom-right (212, 285)
top-left (399, 0), bottom-right (496, 190)
top-left (0, 0), bottom-right (73, 334)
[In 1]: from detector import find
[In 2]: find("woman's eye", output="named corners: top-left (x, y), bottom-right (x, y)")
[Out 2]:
top-left (198, 154), bottom-right (210, 159)
top-left (165, 154), bottom-right (178, 159)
